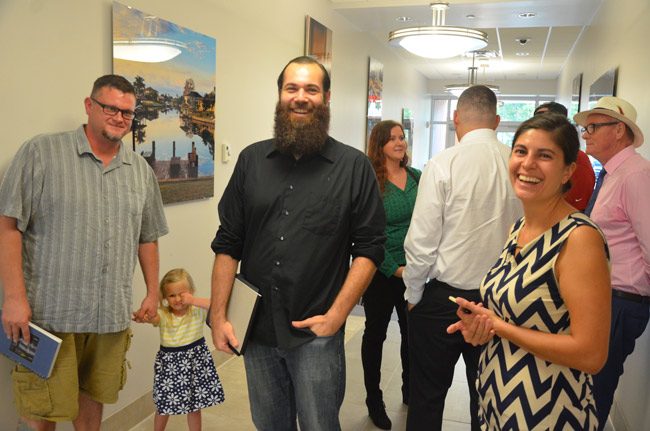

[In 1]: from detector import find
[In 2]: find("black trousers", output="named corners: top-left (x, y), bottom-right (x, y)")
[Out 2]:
top-left (406, 279), bottom-right (481, 431)
top-left (361, 272), bottom-right (409, 406)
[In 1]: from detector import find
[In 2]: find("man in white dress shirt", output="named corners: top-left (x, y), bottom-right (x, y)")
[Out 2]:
top-left (403, 85), bottom-right (522, 430)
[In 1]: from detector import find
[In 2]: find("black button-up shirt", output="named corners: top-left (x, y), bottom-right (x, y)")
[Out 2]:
top-left (211, 137), bottom-right (385, 349)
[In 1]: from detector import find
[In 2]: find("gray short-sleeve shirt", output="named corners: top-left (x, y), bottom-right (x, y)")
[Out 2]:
top-left (0, 126), bottom-right (169, 333)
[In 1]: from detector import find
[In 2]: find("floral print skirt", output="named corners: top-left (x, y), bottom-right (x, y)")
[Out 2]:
top-left (153, 337), bottom-right (225, 415)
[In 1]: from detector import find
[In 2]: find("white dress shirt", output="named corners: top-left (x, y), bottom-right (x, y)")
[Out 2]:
top-left (404, 128), bottom-right (522, 304)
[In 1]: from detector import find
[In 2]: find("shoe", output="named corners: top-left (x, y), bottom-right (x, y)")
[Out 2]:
top-left (368, 402), bottom-right (392, 430)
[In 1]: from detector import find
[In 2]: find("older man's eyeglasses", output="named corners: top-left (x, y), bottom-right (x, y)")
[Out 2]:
top-left (91, 97), bottom-right (136, 120)
top-left (581, 121), bottom-right (620, 135)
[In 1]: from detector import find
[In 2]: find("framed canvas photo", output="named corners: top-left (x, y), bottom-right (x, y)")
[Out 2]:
top-left (305, 16), bottom-right (332, 76)
top-left (588, 68), bottom-right (618, 109)
top-left (569, 73), bottom-right (582, 120)
top-left (366, 57), bottom-right (384, 146)
top-left (402, 108), bottom-right (413, 149)
top-left (113, 2), bottom-right (216, 205)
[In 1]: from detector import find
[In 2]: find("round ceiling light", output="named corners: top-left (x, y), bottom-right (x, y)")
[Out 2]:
top-left (389, 3), bottom-right (488, 59)
top-left (114, 38), bottom-right (186, 63)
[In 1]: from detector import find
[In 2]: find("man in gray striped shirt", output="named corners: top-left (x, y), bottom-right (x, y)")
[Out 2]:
top-left (0, 75), bottom-right (168, 430)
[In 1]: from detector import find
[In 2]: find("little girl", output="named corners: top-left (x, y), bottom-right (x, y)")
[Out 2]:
top-left (135, 268), bottom-right (225, 431)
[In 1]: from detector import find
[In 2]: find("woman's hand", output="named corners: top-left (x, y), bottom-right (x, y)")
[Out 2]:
top-left (446, 297), bottom-right (497, 346)
top-left (394, 266), bottom-right (405, 278)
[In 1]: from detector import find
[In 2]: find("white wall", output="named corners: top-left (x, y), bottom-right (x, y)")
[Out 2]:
top-left (0, 0), bottom-right (429, 427)
top-left (557, 1), bottom-right (650, 429)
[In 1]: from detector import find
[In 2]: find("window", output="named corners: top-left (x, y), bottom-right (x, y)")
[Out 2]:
top-left (497, 131), bottom-right (515, 147)
top-left (425, 95), bottom-right (557, 160)
top-left (498, 100), bottom-right (536, 122)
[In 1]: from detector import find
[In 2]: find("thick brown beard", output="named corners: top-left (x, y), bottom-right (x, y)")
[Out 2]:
top-left (273, 102), bottom-right (330, 157)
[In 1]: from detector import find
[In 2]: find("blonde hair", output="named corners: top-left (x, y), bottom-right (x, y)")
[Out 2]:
top-left (159, 268), bottom-right (196, 312)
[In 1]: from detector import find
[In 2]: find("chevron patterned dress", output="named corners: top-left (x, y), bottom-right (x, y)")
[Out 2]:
top-left (477, 212), bottom-right (607, 430)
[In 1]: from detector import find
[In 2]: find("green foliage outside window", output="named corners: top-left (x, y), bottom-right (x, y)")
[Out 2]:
top-left (498, 101), bottom-right (536, 122)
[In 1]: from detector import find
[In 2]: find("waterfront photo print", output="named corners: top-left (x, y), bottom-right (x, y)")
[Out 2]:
top-left (113, 2), bottom-right (216, 204)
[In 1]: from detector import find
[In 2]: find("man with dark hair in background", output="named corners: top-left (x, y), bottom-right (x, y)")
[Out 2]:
top-left (404, 85), bottom-right (522, 430)
top-left (0, 74), bottom-right (168, 430)
top-left (533, 101), bottom-right (568, 117)
top-left (210, 56), bottom-right (385, 430)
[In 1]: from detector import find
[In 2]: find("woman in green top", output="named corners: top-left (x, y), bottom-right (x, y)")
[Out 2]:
top-left (363, 120), bottom-right (421, 430)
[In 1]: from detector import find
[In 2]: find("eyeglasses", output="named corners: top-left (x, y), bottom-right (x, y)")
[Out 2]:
top-left (91, 97), bottom-right (135, 120)
top-left (580, 121), bottom-right (619, 135)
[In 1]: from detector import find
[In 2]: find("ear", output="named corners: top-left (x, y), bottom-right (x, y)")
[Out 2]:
top-left (493, 114), bottom-right (501, 130)
top-left (562, 161), bottom-right (577, 184)
top-left (615, 122), bottom-right (626, 140)
top-left (84, 97), bottom-right (93, 115)
top-left (324, 90), bottom-right (331, 106)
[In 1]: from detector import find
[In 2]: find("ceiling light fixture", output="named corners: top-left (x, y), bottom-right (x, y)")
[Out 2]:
top-left (389, 2), bottom-right (488, 59)
top-left (445, 51), bottom-right (500, 97)
top-left (464, 49), bottom-right (499, 59)
top-left (518, 12), bottom-right (536, 18)
top-left (113, 15), bottom-right (186, 63)
top-left (113, 38), bottom-right (186, 63)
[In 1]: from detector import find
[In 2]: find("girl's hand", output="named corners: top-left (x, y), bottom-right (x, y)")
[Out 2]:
top-left (132, 310), bottom-right (145, 323)
top-left (132, 310), bottom-right (158, 325)
top-left (180, 292), bottom-right (194, 306)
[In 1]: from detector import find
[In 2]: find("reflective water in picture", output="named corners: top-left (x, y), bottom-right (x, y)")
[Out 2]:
top-left (132, 109), bottom-right (215, 179)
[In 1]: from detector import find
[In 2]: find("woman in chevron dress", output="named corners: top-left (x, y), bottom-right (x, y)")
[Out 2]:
top-left (448, 113), bottom-right (611, 430)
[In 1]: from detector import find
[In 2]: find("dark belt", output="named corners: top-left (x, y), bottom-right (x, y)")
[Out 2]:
top-left (612, 289), bottom-right (650, 304)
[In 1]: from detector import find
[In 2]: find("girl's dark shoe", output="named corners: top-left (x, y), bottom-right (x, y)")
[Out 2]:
top-left (367, 400), bottom-right (392, 430)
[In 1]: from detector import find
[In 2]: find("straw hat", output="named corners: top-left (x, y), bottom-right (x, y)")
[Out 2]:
top-left (573, 96), bottom-right (644, 147)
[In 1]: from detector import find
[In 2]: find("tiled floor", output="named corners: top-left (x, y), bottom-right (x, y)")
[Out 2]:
top-left (129, 306), bottom-right (472, 430)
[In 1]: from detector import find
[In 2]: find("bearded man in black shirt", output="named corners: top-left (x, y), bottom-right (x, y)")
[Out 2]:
top-left (210, 56), bottom-right (386, 430)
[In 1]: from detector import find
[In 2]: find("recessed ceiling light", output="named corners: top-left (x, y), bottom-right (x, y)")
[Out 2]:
top-left (518, 12), bottom-right (536, 18)
top-left (396, 16), bottom-right (412, 22)
top-left (516, 52), bottom-right (530, 56)
top-left (466, 14), bottom-right (476, 20)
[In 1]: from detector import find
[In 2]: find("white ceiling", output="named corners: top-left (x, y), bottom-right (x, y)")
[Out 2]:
top-left (331, 0), bottom-right (604, 81)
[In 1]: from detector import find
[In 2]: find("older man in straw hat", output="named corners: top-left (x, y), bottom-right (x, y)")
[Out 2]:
top-left (574, 96), bottom-right (649, 430)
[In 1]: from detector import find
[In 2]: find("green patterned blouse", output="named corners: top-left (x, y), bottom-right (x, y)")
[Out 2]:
top-left (378, 167), bottom-right (421, 277)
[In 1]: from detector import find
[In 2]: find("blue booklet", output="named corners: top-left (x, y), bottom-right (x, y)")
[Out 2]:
top-left (0, 310), bottom-right (62, 379)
